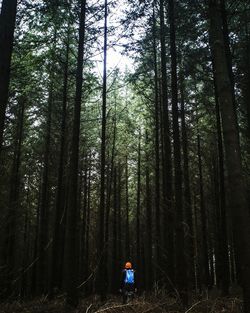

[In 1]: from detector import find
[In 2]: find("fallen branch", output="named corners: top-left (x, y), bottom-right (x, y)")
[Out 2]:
top-left (94, 303), bottom-right (138, 313)
top-left (184, 300), bottom-right (207, 313)
top-left (86, 304), bottom-right (93, 313)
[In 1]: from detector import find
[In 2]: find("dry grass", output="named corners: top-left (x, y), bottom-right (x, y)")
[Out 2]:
top-left (0, 294), bottom-right (243, 313)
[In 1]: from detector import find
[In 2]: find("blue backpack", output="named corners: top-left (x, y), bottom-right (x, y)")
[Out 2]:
top-left (125, 269), bottom-right (134, 284)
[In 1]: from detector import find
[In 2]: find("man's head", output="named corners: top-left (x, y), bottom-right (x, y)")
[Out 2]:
top-left (125, 262), bottom-right (132, 269)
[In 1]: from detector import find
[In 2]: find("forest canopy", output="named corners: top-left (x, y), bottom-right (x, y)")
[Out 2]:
top-left (0, 0), bottom-right (250, 312)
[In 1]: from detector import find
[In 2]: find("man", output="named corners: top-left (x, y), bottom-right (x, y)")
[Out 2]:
top-left (120, 261), bottom-right (137, 304)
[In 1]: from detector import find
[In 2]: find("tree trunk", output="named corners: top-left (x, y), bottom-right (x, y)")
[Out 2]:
top-left (152, 3), bottom-right (161, 282)
top-left (145, 132), bottom-right (153, 290)
top-left (212, 157), bottom-right (221, 287)
top-left (5, 97), bottom-right (25, 294)
top-left (112, 167), bottom-right (118, 292)
top-left (79, 157), bottom-right (88, 288)
top-left (21, 174), bottom-right (31, 297)
top-left (213, 70), bottom-right (230, 295)
top-left (31, 179), bottom-right (42, 296)
top-left (159, 0), bottom-right (174, 286)
top-left (117, 164), bottom-right (122, 269)
top-left (85, 165), bottom-right (91, 295)
top-left (136, 132), bottom-right (141, 288)
top-left (244, 37), bottom-right (250, 142)
top-left (168, 0), bottom-right (187, 304)
top-left (180, 71), bottom-right (195, 290)
top-left (197, 134), bottom-right (210, 289)
top-left (0, 0), bottom-right (18, 152)
top-left (220, 0), bottom-right (237, 123)
top-left (209, 1), bottom-right (250, 311)
top-left (125, 156), bottom-right (130, 259)
top-left (50, 27), bottom-right (70, 294)
top-left (63, 0), bottom-right (86, 307)
top-left (105, 105), bottom-right (117, 293)
top-left (36, 84), bottom-right (53, 295)
top-left (97, 0), bottom-right (108, 299)
top-left (194, 196), bottom-right (201, 293)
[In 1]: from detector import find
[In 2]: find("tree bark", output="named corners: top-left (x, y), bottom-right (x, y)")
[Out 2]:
top-left (136, 131), bottom-right (141, 288)
top-left (180, 71), bottom-right (195, 290)
top-left (159, 0), bottom-right (174, 285)
top-left (244, 38), bottom-right (250, 141)
top-left (50, 27), bottom-right (70, 294)
top-left (79, 157), bottom-right (88, 289)
top-left (112, 167), bottom-right (118, 292)
top-left (220, 0), bottom-right (237, 124)
top-left (117, 164), bottom-right (122, 269)
top-left (85, 165), bottom-right (91, 295)
top-left (36, 84), bottom-right (53, 295)
top-left (197, 134), bottom-right (210, 289)
top-left (168, 0), bottom-right (187, 303)
top-left (5, 97), bottom-right (25, 294)
top-left (125, 156), bottom-right (130, 259)
top-left (0, 0), bottom-right (18, 152)
top-left (213, 69), bottom-right (230, 295)
top-left (152, 3), bottom-right (161, 282)
top-left (63, 0), bottom-right (86, 306)
top-left (97, 0), bottom-right (108, 299)
top-left (209, 1), bottom-right (250, 311)
top-left (145, 132), bottom-right (153, 290)
top-left (104, 107), bottom-right (117, 294)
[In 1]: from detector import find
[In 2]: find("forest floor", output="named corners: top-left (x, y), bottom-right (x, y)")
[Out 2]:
top-left (0, 292), bottom-right (243, 313)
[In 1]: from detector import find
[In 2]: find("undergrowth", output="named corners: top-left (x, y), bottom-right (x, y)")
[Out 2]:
top-left (0, 293), bottom-right (243, 313)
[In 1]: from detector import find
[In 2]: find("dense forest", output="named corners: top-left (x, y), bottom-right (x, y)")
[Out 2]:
top-left (0, 0), bottom-right (250, 312)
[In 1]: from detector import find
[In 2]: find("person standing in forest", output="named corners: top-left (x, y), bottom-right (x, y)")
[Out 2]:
top-left (120, 262), bottom-right (137, 304)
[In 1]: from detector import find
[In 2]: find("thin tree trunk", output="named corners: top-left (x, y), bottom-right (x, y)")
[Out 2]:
top-left (37, 84), bottom-right (53, 295)
top-left (117, 164), bottom-right (122, 268)
top-left (112, 167), bottom-right (118, 292)
top-left (220, 0), bottom-right (237, 123)
top-left (194, 196), bottom-right (201, 293)
top-left (0, 0), bottom-right (18, 152)
top-left (180, 72), bottom-right (195, 291)
top-left (152, 3), bottom-right (161, 282)
top-left (63, 0), bottom-right (86, 306)
top-left (21, 174), bottom-right (31, 297)
top-left (159, 0), bottom-right (174, 286)
top-left (31, 179), bottom-right (42, 296)
top-left (50, 27), bottom-right (70, 294)
top-left (97, 0), bottom-right (108, 299)
top-left (145, 132), bottom-right (153, 290)
top-left (229, 236), bottom-right (237, 284)
top-left (79, 157), bottom-right (88, 287)
top-left (197, 134), bottom-right (210, 289)
top-left (5, 97), bottom-right (25, 294)
top-left (85, 165), bottom-right (91, 295)
top-left (213, 70), bottom-right (230, 295)
top-left (125, 156), bottom-right (130, 259)
top-left (212, 157), bottom-right (221, 287)
top-left (168, 0), bottom-right (187, 304)
top-left (104, 103), bottom-right (117, 294)
top-left (136, 132), bottom-right (141, 288)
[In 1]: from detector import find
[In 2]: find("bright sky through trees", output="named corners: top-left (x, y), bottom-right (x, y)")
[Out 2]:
top-left (93, 0), bottom-right (135, 75)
